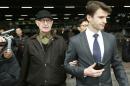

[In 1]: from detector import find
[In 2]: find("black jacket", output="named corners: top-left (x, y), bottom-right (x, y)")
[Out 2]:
top-left (19, 34), bottom-right (67, 86)
top-left (0, 54), bottom-right (20, 86)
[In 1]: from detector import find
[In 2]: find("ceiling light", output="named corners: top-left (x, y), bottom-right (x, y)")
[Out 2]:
top-left (108, 6), bottom-right (115, 8)
top-left (53, 18), bottom-right (58, 19)
top-left (30, 18), bottom-right (35, 20)
top-left (124, 6), bottom-right (130, 7)
top-left (18, 18), bottom-right (24, 20)
top-left (0, 6), bottom-right (9, 8)
top-left (64, 14), bottom-right (71, 16)
top-left (21, 6), bottom-right (32, 8)
top-left (6, 19), bottom-right (12, 20)
top-left (107, 17), bottom-right (110, 18)
top-left (77, 14), bottom-right (85, 15)
top-left (21, 15), bottom-right (28, 16)
top-left (51, 14), bottom-right (57, 16)
top-left (64, 17), bottom-right (69, 19)
top-left (5, 15), bottom-right (13, 17)
top-left (65, 6), bottom-right (75, 8)
top-left (44, 6), bottom-right (54, 8)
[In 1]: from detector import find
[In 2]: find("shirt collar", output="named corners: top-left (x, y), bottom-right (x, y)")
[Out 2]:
top-left (86, 28), bottom-right (102, 38)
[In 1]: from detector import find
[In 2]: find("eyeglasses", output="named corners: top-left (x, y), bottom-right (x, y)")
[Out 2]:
top-left (38, 18), bottom-right (52, 23)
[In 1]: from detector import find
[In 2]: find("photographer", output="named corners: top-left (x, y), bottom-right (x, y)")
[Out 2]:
top-left (0, 28), bottom-right (20, 86)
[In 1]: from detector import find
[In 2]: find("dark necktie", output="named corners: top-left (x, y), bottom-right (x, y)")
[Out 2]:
top-left (93, 34), bottom-right (101, 62)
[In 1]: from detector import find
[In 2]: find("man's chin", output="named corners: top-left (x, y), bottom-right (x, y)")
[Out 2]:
top-left (42, 29), bottom-right (51, 33)
top-left (99, 27), bottom-right (105, 30)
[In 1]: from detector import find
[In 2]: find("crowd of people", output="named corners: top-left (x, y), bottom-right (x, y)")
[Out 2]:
top-left (0, 1), bottom-right (129, 86)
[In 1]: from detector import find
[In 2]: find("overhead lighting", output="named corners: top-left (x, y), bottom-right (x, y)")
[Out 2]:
top-left (21, 6), bottom-right (32, 8)
top-left (6, 19), bottom-right (12, 20)
top-left (53, 18), bottom-right (58, 19)
top-left (77, 14), bottom-right (85, 15)
top-left (30, 18), bottom-right (35, 20)
top-left (64, 14), bottom-right (71, 16)
top-left (108, 6), bottom-right (115, 8)
top-left (21, 15), bottom-right (28, 16)
top-left (5, 15), bottom-right (13, 17)
top-left (64, 17), bottom-right (69, 19)
top-left (124, 6), bottom-right (130, 7)
top-left (65, 6), bottom-right (75, 8)
top-left (18, 18), bottom-right (24, 20)
top-left (51, 14), bottom-right (57, 16)
top-left (107, 16), bottom-right (110, 18)
top-left (0, 6), bottom-right (9, 8)
top-left (44, 6), bottom-right (54, 8)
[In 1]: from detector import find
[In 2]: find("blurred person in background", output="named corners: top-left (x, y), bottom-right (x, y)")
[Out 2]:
top-left (14, 27), bottom-right (28, 67)
top-left (77, 18), bottom-right (88, 32)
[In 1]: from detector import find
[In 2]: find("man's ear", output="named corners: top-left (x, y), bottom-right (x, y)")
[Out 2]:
top-left (86, 15), bottom-right (91, 22)
top-left (35, 20), bottom-right (39, 26)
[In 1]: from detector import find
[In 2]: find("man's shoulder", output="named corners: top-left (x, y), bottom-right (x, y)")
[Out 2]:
top-left (102, 32), bottom-right (115, 37)
top-left (102, 32), bottom-right (116, 41)
top-left (70, 32), bottom-right (84, 40)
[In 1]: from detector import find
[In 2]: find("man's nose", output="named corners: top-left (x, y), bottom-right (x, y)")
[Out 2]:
top-left (44, 20), bottom-right (48, 25)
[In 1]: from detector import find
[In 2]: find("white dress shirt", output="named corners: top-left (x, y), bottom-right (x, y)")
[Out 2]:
top-left (85, 28), bottom-right (104, 61)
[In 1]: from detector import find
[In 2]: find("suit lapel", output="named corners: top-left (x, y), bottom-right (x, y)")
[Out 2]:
top-left (79, 32), bottom-right (111, 64)
top-left (80, 32), bottom-right (95, 64)
top-left (102, 32), bottom-right (110, 63)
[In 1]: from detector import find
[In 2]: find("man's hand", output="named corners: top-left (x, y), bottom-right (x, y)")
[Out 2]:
top-left (3, 50), bottom-right (13, 59)
top-left (84, 63), bottom-right (104, 77)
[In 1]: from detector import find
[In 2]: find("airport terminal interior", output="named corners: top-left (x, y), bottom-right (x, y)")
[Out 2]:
top-left (0, 0), bottom-right (130, 86)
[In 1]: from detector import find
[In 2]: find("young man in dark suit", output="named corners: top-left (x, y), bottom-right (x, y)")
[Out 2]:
top-left (64, 1), bottom-right (129, 86)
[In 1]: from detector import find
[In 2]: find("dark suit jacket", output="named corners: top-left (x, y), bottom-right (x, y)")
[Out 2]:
top-left (64, 31), bottom-right (129, 86)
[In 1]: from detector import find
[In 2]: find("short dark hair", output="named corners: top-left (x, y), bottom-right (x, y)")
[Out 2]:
top-left (86, 1), bottom-right (112, 16)
top-left (78, 18), bottom-right (88, 27)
